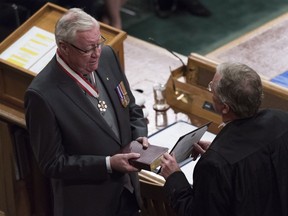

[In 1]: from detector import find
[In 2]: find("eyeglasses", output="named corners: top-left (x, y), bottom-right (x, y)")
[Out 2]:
top-left (207, 81), bottom-right (213, 92)
top-left (208, 81), bottom-right (226, 104)
top-left (66, 35), bottom-right (106, 55)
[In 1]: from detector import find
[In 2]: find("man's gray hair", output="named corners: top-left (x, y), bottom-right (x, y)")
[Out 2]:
top-left (215, 62), bottom-right (263, 118)
top-left (55, 8), bottom-right (99, 45)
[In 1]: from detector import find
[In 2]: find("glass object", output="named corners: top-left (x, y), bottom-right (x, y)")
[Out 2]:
top-left (153, 83), bottom-right (169, 129)
top-left (155, 110), bottom-right (168, 129)
top-left (153, 83), bottom-right (169, 111)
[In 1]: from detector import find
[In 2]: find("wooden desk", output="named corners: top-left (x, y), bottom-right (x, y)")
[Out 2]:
top-left (164, 52), bottom-right (288, 135)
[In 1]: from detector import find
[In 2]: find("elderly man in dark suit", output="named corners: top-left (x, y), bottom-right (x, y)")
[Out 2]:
top-left (25, 8), bottom-right (148, 216)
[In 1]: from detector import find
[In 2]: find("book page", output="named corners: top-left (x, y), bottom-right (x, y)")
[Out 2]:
top-left (0, 26), bottom-right (56, 74)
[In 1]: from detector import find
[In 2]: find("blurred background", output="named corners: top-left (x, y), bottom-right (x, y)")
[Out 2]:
top-left (1, 0), bottom-right (288, 56)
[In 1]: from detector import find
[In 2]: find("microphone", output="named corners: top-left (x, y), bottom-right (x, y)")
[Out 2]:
top-left (148, 37), bottom-right (187, 101)
top-left (148, 37), bottom-right (186, 67)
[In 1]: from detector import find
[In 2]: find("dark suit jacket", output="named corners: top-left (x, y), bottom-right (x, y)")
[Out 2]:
top-left (25, 46), bottom-right (148, 216)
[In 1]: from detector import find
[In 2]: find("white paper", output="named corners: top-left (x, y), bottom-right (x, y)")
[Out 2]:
top-left (29, 45), bottom-right (57, 74)
top-left (180, 158), bottom-right (199, 185)
top-left (0, 26), bottom-right (56, 74)
top-left (148, 121), bottom-right (198, 151)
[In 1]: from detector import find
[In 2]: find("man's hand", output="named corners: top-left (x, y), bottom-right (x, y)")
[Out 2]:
top-left (136, 136), bottom-right (149, 149)
top-left (110, 153), bottom-right (140, 173)
top-left (191, 140), bottom-right (211, 160)
top-left (160, 153), bottom-right (181, 179)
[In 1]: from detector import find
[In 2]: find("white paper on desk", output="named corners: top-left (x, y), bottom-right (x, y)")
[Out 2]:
top-left (0, 26), bottom-right (56, 73)
top-left (29, 45), bottom-right (57, 74)
top-left (148, 121), bottom-right (198, 151)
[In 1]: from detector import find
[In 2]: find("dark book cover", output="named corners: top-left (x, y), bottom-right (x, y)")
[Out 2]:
top-left (121, 141), bottom-right (168, 171)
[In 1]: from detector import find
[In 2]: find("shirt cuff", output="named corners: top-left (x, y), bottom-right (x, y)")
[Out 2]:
top-left (106, 156), bottom-right (112, 173)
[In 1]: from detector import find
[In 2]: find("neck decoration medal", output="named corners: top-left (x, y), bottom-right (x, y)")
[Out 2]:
top-left (56, 53), bottom-right (108, 113)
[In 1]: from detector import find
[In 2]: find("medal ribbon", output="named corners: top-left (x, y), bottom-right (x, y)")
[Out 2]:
top-left (56, 53), bottom-right (99, 98)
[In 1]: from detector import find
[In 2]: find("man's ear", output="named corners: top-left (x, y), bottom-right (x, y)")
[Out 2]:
top-left (222, 103), bottom-right (230, 114)
top-left (58, 41), bottom-right (68, 55)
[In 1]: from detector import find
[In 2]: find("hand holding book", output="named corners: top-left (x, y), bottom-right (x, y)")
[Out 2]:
top-left (120, 141), bottom-right (169, 171)
top-left (159, 152), bottom-right (181, 180)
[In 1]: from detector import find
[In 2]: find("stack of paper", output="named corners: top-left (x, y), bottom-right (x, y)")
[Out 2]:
top-left (0, 26), bottom-right (56, 74)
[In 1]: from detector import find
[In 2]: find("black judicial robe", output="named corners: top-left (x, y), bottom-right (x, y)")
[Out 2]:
top-left (164, 109), bottom-right (288, 216)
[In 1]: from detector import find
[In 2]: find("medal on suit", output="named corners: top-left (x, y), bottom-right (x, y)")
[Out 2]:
top-left (116, 81), bottom-right (130, 108)
top-left (56, 54), bottom-right (108, 113)
top-left (97, 100), bottom-right (107, 112)
top-left (87, 72), bottom-right (108, 113)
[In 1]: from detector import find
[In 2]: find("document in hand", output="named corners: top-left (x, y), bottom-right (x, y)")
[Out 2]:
top-left (120, 141), bottom-right (169, 171)
top-left (170, 121), bottom-right (211, 163)
top-left (152, 121), bottom-right (211, 174)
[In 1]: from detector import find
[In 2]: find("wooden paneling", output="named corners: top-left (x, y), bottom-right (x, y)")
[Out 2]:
top-left (0, 122), bottom-right (16, 216)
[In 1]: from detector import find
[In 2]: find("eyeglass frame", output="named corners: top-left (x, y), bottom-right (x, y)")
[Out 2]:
top-left (65, 35), bottom-right (107, 55)
top-left (207, 80), bottom-right (227, 105)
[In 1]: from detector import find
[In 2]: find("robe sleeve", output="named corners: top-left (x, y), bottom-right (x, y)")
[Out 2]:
top-left (164, 152), bottom-right (232, 216)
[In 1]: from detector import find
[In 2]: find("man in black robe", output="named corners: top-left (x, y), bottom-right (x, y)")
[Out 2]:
top-left (160, 62), bottom-right (288, 216)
